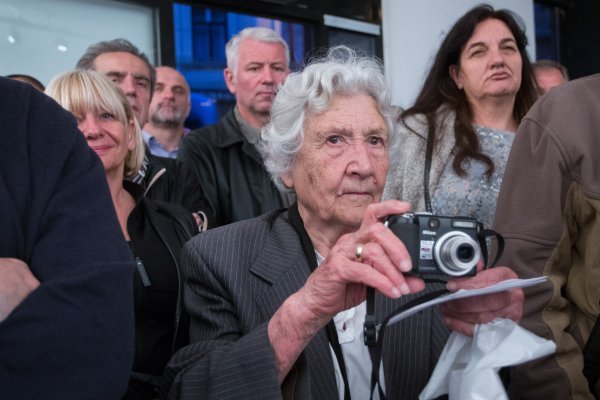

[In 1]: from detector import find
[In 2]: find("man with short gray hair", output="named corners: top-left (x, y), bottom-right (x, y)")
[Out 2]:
top-left (178, 27), bottom-right (293, 227)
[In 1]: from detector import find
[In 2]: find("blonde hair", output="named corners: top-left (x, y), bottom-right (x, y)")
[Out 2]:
top-left (45, 69), bottom-right (144, 178)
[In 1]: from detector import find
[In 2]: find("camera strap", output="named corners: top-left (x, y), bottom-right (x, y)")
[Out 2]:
top-left (288, 203), bottom-right (352, 400)
top-left (364, 228), bottom-right (504, 399)
top-left (365, 287), bottom-right (448, 400)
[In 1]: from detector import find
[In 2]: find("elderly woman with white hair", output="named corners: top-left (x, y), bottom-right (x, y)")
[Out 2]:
top-left (45, 69), bottom-right (198, 400)
top-left (163, 46), bottom-right (523, 400)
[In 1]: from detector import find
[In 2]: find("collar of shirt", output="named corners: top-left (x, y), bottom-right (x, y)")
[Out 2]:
top-left (142, 130), bottom-right (178, 159)
top-left (233, 107), bottom-right (261, 145)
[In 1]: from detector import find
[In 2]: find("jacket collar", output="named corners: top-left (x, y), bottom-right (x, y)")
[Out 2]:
top-left (217, 108), bottom-right (245, 148)
top-left (250, 211), bottom-right (339, 399)
top-left (216, 108), bottom-right (264, 164)
top-left (122, 179), bottom-right (145, 203)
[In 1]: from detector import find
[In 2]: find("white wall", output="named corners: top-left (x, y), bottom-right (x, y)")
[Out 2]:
top-left (0, 0), bottom-right (155, 87)
top-left (382, 0), bottom-right (535, 108)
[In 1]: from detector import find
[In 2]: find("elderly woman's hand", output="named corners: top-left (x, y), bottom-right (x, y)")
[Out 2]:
top-left (439, 266), bottom-right (524, 336)
top-left (296, 200), bottom-right (426, 325)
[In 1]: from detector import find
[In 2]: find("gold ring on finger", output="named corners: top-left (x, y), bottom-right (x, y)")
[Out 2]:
top-left (355, 244), bottom-right (364, 262)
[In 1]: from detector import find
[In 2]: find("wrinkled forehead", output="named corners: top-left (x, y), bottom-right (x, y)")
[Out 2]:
top-left (303, 94), bottom-right (389, 139)
top-left (156, 67), bottom-right (189, 90)
top-left (93, 51), bottom-right (151, 79)
top-left (237, 39), bottom-right (287, 65)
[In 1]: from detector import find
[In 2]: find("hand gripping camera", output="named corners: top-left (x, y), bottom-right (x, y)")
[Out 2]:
top-left (386, 212), bottom-right (482, 279)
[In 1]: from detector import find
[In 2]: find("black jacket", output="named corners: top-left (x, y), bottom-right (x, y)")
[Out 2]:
top-left (143, 151), bottom-right (210, 219)
top-left (124, 181), bottom-right (198, 399)
top-left (0, 77), bottom-right (135, 399)
top-left (178, 109), bottom-right (286, 227)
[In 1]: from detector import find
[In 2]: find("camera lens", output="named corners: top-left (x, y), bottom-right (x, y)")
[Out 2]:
top-left (456, 244), bottom-right (474, 262)
top-left (433, 231), bottom-right (480, 276)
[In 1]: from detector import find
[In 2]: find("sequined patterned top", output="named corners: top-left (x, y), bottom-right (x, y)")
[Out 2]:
top-left (383, 108), bottom-right (515, 230)
top-left (431, 125), bottom-right (514, 228)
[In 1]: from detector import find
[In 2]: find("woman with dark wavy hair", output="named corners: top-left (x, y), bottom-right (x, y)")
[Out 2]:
top-left (384, 4), bottom-right (538, 228)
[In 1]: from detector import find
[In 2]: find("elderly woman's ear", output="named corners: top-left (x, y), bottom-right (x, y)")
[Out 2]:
top-left (281, 173), bottom-right (294, 189)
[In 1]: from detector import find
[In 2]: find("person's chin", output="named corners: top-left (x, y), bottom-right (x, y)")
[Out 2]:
top-left (488, 87), bottom-right (518, 98)
top-left (336, 208), bottom-right (367, 229)
top-left (254, 98), bottom-right (274, 109)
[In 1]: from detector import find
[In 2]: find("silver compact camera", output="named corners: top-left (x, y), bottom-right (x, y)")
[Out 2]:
top-left (386, 212), bottom-right (481, 279)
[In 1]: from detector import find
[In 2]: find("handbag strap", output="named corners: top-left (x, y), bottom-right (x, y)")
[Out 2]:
top-left (423, 122), bottom-right (435, 213)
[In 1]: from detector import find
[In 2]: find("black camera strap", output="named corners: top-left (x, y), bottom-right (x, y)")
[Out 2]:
top-left (365, 287), bottom-right (448, 400)
top-left (288, 203), bottom-right (352, 400)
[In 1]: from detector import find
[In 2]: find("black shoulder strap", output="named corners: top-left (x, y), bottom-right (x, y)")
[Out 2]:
top-left (423, 122), bottom-right (435, 213)
top-left (288, 203), bottom-right (352, 400)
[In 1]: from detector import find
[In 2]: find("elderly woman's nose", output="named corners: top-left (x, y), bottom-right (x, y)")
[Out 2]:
top-left (348, 142), bottom-right (374, 173)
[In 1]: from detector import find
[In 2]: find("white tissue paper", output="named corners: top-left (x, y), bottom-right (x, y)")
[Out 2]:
top-left (419, 318), bottom-right (556, 400)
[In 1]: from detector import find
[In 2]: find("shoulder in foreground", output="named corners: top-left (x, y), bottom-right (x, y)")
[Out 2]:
top-left (524, 73), bottom-right (600, 126)
top-left (541, 73), bottom-right (600, 105)
top-left (186, 208), bottom-right (287, 246)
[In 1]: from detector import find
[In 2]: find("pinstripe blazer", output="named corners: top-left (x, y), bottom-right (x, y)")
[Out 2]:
top-left (163, 209), bottom-right (450, 400)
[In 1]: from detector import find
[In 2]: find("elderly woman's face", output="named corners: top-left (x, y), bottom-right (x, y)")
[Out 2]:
top-left (76, 109), bottom-right (135, 176)
top-left (450, 18), bottom-right (523, 104)
top-left (283, 93), bottom-right (389, 229)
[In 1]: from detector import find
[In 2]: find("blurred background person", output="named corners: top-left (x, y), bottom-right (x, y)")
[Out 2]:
top-left (76, 38), bottom-right (208, 222)
top-left (143, 66), bottom-right (192, 159)
top-left (178, 27), bottom-right (292, 227)
top-left (1, 76), bottom-right (134, 399)
top-left (46, 70), bottom-right (198, 400)
top-left (533, 59), bottom-right (569, 95)
top-left (384, 4), bottom-right (538, 230)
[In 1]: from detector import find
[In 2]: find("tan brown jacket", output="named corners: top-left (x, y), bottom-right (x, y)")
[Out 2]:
top-left (494, 73), bottom-right (600, 399)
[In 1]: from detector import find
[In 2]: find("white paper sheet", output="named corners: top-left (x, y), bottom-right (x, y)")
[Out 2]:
top-left (386, 276), bottom-right (547, 327)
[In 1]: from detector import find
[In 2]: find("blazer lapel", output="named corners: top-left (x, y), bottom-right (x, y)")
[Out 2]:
top-left (250, 213), bottom-right (339, 400)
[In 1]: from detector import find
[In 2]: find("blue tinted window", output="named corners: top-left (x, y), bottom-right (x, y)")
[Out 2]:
top-left (173, 3), bottom-right (310, 129)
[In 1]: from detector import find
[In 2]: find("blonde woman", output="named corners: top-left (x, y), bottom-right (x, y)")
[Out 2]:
top-left (46, 70), bottom-right (197, 399)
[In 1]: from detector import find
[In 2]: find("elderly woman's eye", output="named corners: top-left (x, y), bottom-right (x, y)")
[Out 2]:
top-left (326, 135), bottom-right (342, 144)
top-left (368, 136), bottom-right (385, 146)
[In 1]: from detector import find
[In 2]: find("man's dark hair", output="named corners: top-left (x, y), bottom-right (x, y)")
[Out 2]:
top-left (533, 59), bottom-right (569, 81)
top-left (76, 38), bottom-right (156, 94)
top-left (6, 74), bottom-right (45, 91)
